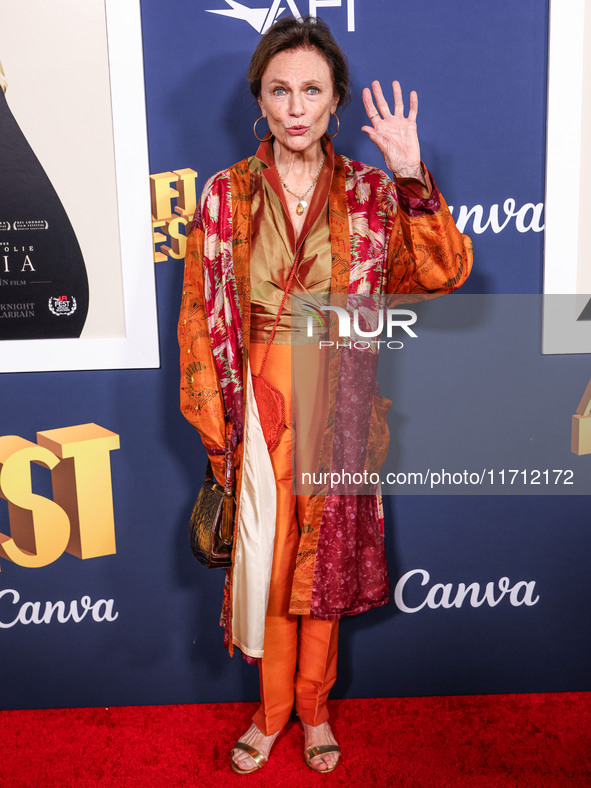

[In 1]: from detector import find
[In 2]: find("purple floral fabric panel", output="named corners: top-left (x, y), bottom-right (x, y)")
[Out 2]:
top-left (310, 329), bottom-right (390, 617)
top-left (311, 493), bottom-right (390, 618)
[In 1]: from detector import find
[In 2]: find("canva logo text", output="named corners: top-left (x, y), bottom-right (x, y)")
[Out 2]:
top-left (449, 198), bottom-right (544, 235)
top-left (394, 568), bottom-right (540, 613)
top-left (0, 589), bottom-right (118, 629)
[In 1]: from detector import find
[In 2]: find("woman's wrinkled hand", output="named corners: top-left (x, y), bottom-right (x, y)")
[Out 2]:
top-left (361, 80), bottom-right (423, 181)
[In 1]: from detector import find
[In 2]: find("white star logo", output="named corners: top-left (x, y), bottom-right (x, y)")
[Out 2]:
top-left (206, 1), bottom-right (299, 34)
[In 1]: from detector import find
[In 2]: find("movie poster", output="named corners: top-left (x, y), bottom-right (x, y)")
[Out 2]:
top-left (0, 0), bottom-right (157, 370)
top-left (0, 62), bottom-right (89, 339)
top-left (543, 0), bottom-right (591, 354)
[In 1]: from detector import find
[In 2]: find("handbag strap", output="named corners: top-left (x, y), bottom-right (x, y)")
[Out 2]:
top-left (257, 245), bottom-right (303, 378)
top-left (220, 431), bottom-right (235, 543)
top-left (203, 444), bottom-right (234, 490)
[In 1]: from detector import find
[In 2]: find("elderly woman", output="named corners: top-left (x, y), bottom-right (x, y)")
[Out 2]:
top-left (179, 15), bottom-right (472, 774)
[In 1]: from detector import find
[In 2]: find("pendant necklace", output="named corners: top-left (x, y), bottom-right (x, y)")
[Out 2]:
top-left (278, 154), bottom-right (326, 216)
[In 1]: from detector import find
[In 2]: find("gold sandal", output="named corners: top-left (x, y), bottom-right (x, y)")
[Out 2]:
top-left (304, 744), bottom-right (341, 774)
top-left (230, 741), bottom-right (268, 775)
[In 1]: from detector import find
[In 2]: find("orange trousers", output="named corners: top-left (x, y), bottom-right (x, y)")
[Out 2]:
top-left (249, 341), bottom-right (339, 736)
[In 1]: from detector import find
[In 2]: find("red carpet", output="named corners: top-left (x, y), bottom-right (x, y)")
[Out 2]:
top-left (1, 693), bottom-right (590, 787)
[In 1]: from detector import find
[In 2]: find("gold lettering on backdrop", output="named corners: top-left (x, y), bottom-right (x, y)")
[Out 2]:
top-left (150, 168), bottom-right (199, 263)
top-left (163, 217), bottom-right (187, 259)
top-left (152, 220), bottom-right (168, 263)
top-left (174, 168), bottom-right (197, 217)
top-left (0, 437), bottom-right (70, 568)
top-left (150, 172), bottom-right (179, 221)
top-left (37, 424), bottom-right (120, 559)
top-left (0, 423), bottom-right (120, 571)
top-left (572, 377), bottom-right (591, 455)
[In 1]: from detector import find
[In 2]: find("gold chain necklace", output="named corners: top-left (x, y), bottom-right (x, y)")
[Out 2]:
top-left (278, 154), bottom-right (326, 216)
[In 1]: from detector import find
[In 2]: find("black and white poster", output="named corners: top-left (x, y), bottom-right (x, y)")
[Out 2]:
top-left (0, 0), bottom-right (158, 370)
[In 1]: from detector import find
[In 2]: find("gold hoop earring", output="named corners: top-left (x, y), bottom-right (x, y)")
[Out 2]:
top-left (253, 115), bottom-right (271, 141)
top-left (328, 111), bottom-right (340, 138)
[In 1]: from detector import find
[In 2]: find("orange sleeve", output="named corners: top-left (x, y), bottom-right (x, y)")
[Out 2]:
top-left (386, 190), bottom-right (473, 296)
top-left (178, 224), bottom-right (226, 483)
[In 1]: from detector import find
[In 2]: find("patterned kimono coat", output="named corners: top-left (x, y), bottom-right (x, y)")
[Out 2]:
top-left (178, 151), bottom-right (472, 656)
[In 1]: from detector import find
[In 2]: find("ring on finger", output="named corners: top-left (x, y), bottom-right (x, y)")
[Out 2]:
top-left (371, 113), bottom-right (380, 121)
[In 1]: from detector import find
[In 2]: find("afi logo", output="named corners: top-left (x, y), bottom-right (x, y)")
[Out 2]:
top-left (206, 0), bottom-right (356, 33)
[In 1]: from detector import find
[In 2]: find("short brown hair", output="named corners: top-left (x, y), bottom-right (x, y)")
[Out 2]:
top-left (248, 16), bottom-right (351, 107)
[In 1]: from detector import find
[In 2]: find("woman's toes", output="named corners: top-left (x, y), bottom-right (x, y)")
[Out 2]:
top-left (311, 755), bottom-right (329, 771)
top-left (231, 722), bottom-right (280, 771)
top-left (232, 749), bottom-right (256, 770)
top-left (311, 751), bottom-right (339, 770)
top-left (302, 721), bottom-right (340, 771)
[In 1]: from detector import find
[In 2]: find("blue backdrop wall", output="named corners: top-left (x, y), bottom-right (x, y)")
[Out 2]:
top-left (2, 0), bottom-right (590, 711)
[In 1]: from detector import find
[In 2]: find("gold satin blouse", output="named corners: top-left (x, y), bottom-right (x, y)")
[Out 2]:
top-left (249, 136), bottom-right (334, 344)
top-left (248, 135), bottom-right (432, 344)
